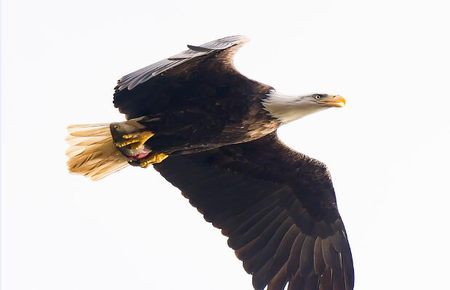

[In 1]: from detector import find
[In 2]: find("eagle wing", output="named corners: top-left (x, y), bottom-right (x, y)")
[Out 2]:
top-left (113, 35), bottom-right (249, 118)
top-left (154, 133), bottom-right (354, 290)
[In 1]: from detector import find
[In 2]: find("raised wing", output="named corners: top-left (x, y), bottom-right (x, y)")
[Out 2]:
top-left (113, 35), bottom-right (249, 118)
top-left (154, 133), bottom-right (354, 290)
top-left (115, 35), bottom-right (248, 91)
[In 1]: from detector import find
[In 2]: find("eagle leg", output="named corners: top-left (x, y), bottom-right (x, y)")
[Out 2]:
top-left (139, 152), bottom-right (169, 168)
top-left (115, 131), bottom-right (154, 150)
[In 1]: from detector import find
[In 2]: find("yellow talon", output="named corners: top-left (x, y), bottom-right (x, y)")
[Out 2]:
top-left (122, 134), bottom-right (137, 139)
top-left (140, 153), bottom-right (168, 168)
top-left (115, 139), bottom-right (138, 148)
top-left (115, 131), bottom-right (154, 149)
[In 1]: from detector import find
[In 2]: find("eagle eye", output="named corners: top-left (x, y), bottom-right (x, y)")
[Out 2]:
top-left (314, 94), bottom-right (322, 100)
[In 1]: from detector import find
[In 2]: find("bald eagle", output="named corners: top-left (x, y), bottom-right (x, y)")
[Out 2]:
top-left (67, 35), bottom-right (353, 290)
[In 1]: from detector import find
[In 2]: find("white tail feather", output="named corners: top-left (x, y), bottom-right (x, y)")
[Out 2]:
top-left (66, 124), bottom-right (128, 180)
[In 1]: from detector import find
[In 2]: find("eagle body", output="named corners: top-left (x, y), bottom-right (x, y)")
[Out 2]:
top-left (113, 64), bottom-right (280, 156)
top-left (67, 36), bottom-right (354, 290)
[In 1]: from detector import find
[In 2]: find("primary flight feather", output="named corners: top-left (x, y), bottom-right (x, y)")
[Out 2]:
top-left (67, 35), bottom-right (353, 290)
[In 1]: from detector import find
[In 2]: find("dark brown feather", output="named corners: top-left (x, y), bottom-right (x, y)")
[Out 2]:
top-left (287, 233), bottom-right (307, 276)
top-left (269, 225), bottom-right (300, 278)
top-left (299, 236), bottom-right (315, 275)
top-left (287, 272), bottom-right (304, 290)
top-left (314, 237), bottom-right (326, 274)
top-left (267, 264), bottom-right (288, 290)
top-left (248, 218), bottom-right (293, 284)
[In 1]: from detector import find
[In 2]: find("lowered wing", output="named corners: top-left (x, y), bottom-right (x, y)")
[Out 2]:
top-left (154, 133), bottom-right (354, 290)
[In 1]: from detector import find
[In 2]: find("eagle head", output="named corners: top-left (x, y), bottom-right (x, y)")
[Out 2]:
top-left (263, 91), bottom-right (346, 124)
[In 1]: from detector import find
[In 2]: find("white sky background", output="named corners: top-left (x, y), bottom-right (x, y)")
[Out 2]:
top-left (2, 0), bottom-right (450, 289)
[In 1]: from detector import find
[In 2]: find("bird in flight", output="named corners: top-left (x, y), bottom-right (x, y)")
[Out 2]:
top-left (67, 35), bottom-right (353, 290)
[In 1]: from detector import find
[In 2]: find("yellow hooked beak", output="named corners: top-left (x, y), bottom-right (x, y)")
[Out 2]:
top-left (321, 95), bottom-right (346, 107)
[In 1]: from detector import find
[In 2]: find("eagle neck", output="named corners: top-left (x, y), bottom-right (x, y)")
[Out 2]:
top-left (262, 90), bottom-right (313, 124)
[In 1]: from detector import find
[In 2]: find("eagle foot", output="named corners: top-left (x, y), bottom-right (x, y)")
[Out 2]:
top-left (139, 153), bottom-right (169, 168)
top-left (115, 131), bottom-right (154, 150)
